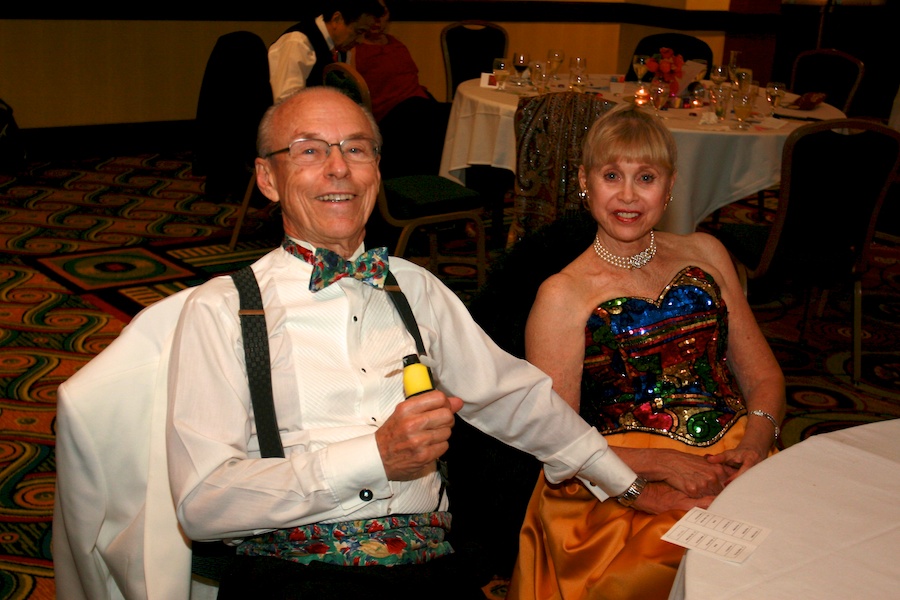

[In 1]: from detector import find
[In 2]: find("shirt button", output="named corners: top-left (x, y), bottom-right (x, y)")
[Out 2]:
top-left (359, 489), bottom-right (374, 501)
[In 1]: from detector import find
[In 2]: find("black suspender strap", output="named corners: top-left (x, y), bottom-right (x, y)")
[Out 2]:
top-left (230, 266), bottom-right (285, 459)
top-left (384, 271), bottom-right (426, 356)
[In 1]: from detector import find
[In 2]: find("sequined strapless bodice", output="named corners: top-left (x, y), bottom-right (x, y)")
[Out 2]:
top-left (581, 266), bottom-right (745, 446)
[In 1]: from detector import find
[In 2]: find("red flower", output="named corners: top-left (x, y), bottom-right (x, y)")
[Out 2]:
top-left (648, 47), bottom-right (686, 96)
top-left (306, 541), bottom-right (331, 554)
top-left (366, 521), bottom-right (385, 533)
top-left (384, 537), bottom-right (408, 555)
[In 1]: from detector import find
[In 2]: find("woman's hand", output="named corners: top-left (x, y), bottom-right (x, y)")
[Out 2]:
top-left (706, 445), bottom-right (765, 485)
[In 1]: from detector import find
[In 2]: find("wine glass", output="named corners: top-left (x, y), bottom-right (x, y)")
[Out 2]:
top-left (765, 81), bottom-right (786, 115)
top-left (732, 92), bottom-right (753, 130)
top-left (734, 68), bottom-right (753, 95)
top-left (727, 50), bottom-right (742, 86)
top-left (492, 57), bottom-right (511, 92)
top-left (531, 60), bottom-right (550, 93)
top-left (568, 56), bottom-right (587, 92)
top-left (710, 64), bottom-right (729, 85)
top-left (547, 49), bottom-right (565, 82)
top-left (632, 54), bottom-right (650, 82)
top-left (649, 80), bottom-right (670, 118)
top-left (512, 52), bottom-right (530, 86)
top-left (569, 56), bottom-right (587, 76)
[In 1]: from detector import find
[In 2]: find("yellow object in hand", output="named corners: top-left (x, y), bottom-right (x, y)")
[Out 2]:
top-left (402, 354), bottom-right (434, 398)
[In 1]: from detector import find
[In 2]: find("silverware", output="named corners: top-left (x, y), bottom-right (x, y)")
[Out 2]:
top-left (772, 113), bottom-right (823, 122)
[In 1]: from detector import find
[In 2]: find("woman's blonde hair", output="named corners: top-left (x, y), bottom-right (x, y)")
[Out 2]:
top-left (581, 102), bottom-right (677, 177)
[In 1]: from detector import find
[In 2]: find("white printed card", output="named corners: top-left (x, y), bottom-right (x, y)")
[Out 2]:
top-left (662, 507), bottom-right (771, 564)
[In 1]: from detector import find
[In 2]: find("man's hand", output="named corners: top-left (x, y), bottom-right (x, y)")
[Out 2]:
top-left (631, 481), bottom-right (715, 515)
top-left (376, 390), bottom-right (463, 481)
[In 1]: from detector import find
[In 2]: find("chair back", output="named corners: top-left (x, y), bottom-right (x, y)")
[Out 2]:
top-left (751, 119), bottom-right (900, 285)
top-left (323, 62), bottom-right (374, 113)
top-left (194, 31), bottom-right (273, 200)
top-left (624, 33), bottom-right (713, 81)
top-left (509, 91), bottom-right (615, 244)
top-left (440, 21), bottom-right (508, 102)
top-left (791, 48), bottom-right (864, 115)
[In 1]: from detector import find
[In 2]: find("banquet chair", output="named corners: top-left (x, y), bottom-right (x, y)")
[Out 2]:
top-left (624, 33), bottom-right (713, 81)
top-left (194, 31), bottom-right (272, 205)
top-left (448, 210), bottom-right (595, 584)
top-left (323, 63), bottom-right (490, 286)
top-left (791, 48), bottom-right (864, 115)
top-left (509, 91), bottom-right (615, 244)
top-left (323, 62), bottom-right (373, 110)
top-left (713, 119), bottom-right (900, 384)
top-left (440, 20), bottom-right (508, 102)
top-left (741, 49), bottom-right (864, 225)
top-left (193, 31), bottom-right (274, 251)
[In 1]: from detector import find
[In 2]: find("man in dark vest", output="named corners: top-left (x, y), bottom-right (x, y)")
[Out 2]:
top-left (268, 0), bottom-right (385, 102)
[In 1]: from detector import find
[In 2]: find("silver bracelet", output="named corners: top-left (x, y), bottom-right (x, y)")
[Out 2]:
top-left (750, 409), bottom-right (780, 441)
top-left (615, 476), bottom-right (648, 507)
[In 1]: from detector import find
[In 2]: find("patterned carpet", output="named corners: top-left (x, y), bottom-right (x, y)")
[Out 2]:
top-left (0, 151), bottom-right (898, 599)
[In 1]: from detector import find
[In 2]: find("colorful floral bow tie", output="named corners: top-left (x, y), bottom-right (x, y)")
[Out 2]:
top-left (282, 237), bottom-right (389, 292)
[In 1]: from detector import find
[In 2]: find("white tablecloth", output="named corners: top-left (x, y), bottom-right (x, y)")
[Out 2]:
top-left (669, 418), bottom-right (900, 600)
top-left (439, 79), bottom-right (844, 235)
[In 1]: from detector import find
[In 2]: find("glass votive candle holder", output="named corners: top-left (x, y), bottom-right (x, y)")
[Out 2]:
top-left (634, 82), bottom-right (651, 106)
top-left (690, 87), bottom-right (707, 109)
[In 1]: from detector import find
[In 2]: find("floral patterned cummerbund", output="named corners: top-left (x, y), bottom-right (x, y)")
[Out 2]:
top-left (236, 512), bottom-right (453, 567)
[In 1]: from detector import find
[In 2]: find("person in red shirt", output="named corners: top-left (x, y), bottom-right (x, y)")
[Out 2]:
top-left (352, 0), bottom-right (450, 178)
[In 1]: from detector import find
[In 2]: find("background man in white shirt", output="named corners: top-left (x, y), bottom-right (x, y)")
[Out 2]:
top-left (268, 0), bottom-right (384, 102)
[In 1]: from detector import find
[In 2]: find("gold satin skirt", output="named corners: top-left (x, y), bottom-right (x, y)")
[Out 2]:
top-left (508, 418), bottom-right (754, 600)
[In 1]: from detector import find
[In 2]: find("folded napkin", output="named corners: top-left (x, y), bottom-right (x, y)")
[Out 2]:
top-left (757, 116), bottom-right (788, 129)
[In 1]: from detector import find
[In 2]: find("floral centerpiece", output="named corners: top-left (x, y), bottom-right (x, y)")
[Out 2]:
top-left (647, 47), bottom-right (685, 96)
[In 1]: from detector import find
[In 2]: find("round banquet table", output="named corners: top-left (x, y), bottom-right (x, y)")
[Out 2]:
top-left (439, 79), bottom-right (845, 235)
top-left (668, 418), bottom-right (900, 600)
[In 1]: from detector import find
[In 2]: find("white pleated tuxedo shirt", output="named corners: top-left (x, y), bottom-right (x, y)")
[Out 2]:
top-left (166, 242), bottom-right (635, 542)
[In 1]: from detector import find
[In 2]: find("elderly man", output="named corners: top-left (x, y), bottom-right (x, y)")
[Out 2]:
top-left (268, 0), bottom-right (384, 102)
top-left (166, 87), bottom-right (709, 597)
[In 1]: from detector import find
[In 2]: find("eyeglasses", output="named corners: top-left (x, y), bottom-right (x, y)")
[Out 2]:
top-left (265, 137), bottom-right (379, 165)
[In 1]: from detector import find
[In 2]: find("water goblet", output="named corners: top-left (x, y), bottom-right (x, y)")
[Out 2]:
top-left (492, 57), bottom-right (511, 92)
top-left (708, 84), bottom-right (730, 121)
top-left (547, 49), bottom-right (565, 81)
top-left (569, 56), bottom-right (587, 76)
top-left (632, 54), bottom-right (650, 82)
top-left (765, 81), bottom-right (786, 115)
top-left (710, 64), bottom-right (729, 85)
top-left (512, 52), bottom-right (530, 86)
top-left (732, 92), bottom-right (753, 130)
top-left (531, 60), bottom-right (550, 93)
top-left (649, 80), bottom-right (670, 118)
top-left (567, 56), bottom-right (587, 91)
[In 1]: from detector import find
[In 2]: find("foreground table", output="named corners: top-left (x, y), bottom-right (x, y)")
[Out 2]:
top-left (670, 418), bottom-right (900, 599)
top-left (440, 79), bottom-right (843, 235)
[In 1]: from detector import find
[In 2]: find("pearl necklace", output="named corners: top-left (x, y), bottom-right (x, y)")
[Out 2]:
top-left (592, 231), bottom-right (656, 270)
